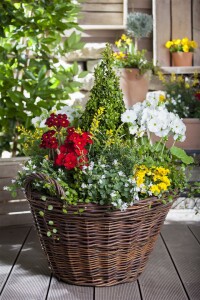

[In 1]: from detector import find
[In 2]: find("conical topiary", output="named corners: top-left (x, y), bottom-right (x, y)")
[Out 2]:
top-left (80, 44), bottom-right (126, 136)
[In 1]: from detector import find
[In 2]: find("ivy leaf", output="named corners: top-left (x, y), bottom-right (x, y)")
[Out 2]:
top-left (170, 146), bottom-right (194, 164)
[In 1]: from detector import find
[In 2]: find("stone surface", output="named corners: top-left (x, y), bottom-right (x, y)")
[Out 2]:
top-left (87, 59), bottom-right (101, 73)
top-left (65, 43), bottom-right (106, 61)
top-left (74, 73), bottom-right (94, 91)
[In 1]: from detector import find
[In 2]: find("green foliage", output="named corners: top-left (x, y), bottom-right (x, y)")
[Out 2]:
top-left (157, 72), bottom-right (200, 118)
top-left (126, 12), bottom-right (153, 40)
top-left (0, 0), bottom-right (84, 156)
top-left (80, 44), bottom-right (126, 139)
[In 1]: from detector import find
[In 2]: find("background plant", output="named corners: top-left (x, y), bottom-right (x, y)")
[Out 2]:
top-left (157, 71), bottom-right (200, 118)
top-left (0, 0), bottom-right (86, 157)
top-left (126, 12), bottom-right (153, 51)
top-left (113, 34), bottom-right (155, 74)
top-left (165, 37), bottom-right (198, 53)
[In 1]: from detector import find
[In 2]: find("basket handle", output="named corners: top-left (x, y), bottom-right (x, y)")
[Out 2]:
top-left (24, 172), bottom-right (66, 199)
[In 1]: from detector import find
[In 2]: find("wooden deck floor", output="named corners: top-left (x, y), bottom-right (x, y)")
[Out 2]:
top-left (0, 224), bottom-right (200, 300)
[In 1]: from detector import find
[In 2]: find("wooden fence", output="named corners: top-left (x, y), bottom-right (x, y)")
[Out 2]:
top-left (153, 0), bottom-right (200, 67)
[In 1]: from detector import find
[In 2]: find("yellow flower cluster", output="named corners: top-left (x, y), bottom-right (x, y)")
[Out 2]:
top-left (115, 34), bottom-right (132, 48)
top-left (90, 107), bottom-right (105, 134)
top-left (134, 165), bottom-right (171, 196)
top-left (17, 126), bottom-right (43, 151)
top-left (165, 37), bottom-right (198, 53)
top-left (113, 34), bottom-right (133, 60)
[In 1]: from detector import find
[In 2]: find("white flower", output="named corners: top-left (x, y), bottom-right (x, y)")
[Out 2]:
top-left (129, 124), bottom-right (138, 135)
top-left (120, 202), bottom-right (128, 211)
top-left (113, 159), bottom-right (118, 165)
top-left (118, 171), bottom-right (124, 176)
top-left (101, 175), bottom-right (106, 179)
top-left (3, 186), bottom-right (9, 190)
top-left (81, 183), bottom-right (87, 189)
top-left (121, 110), bottom-right (137, 123)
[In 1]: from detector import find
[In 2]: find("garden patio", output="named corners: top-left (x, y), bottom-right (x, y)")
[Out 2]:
top-left (1, 0), bottom-right (200, 299)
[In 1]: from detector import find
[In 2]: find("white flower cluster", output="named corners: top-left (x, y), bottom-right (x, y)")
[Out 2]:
top-left (31, 105), bottom-right (81, 128)
top-left (121, 91), bottom-right (186, 142)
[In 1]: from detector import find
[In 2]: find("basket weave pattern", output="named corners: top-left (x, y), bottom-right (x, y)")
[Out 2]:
top-left (25, 173), bottom-right (173, 287)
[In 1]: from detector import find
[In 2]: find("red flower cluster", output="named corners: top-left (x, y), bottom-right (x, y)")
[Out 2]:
top-left (40, 113), bottom-right (93, 170)
top-left (45, 113), bottom-right (70, 128)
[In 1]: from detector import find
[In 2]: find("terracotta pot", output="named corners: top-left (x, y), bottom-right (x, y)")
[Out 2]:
top-left (152, 118), bottom-right (200, 150)
top-left (118, 68), bottom-right (150, 108)
top-left (172, 52), bottom-right (193, 67)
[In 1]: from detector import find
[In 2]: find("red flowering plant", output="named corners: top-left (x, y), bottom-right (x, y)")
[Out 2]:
top-left (39, 113), bottom-right (93, 170)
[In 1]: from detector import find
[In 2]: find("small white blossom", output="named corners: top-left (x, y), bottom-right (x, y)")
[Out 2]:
top-left (3, 186), bottom-right (9, 190)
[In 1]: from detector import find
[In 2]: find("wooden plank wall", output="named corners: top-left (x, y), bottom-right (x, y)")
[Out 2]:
top-left (153, 0), bottom-right (200, 66)
top-left (79, 0), bottom-right (125, 27)
top-left (81, 0), bottom-right (153, 59)
top-left (0, 158), bottom-right (32, 227)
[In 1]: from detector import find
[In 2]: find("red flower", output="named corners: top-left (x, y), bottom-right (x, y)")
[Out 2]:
top-left (75, 147), bottom-right (88, 156)
top-left (45, 113), bottom-right (69, 128)
top-left (63, 152), bottom-right (78, 170)
top-left (195, 92), bottom-right (200, 101)
top-left (40, 135), bottom-right (58, 149)
top-left (55, 153), bottom-right (66, 166)
top-left (74, 136), bottom-right (87, 150)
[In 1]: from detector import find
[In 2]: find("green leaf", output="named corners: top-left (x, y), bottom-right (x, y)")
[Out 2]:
top-left (52, 228), bottom-right (57, 233)
top-left (39, 211), bottom-right (44, 217)
top-left (170, 146), bottom-right (194, 164)
top-left (47, 231), bottom-right (52, 237)
top-left (38, 65), bottom-right (47, 81)
top-left (78, 71), bottom-right (88, 78)
top-left (48, 220), bottom-right (54, 225)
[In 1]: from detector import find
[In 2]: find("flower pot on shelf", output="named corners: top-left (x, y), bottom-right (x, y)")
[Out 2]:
top-left (25, 173), bottom-right (174, 287)
top-left (172, 52), bottom-right (193, 67)
top-left (118, 68), bottom-right (150, 108)
top-left (152, 118), bottom-right (200, 150)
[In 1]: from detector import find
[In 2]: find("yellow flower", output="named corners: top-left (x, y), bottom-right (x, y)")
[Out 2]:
top-left (126, 38), bottom-right (132, 45)
top-left (181, 37), bottom-right (189, 45)
top-left (177, 75), bottom-right (184, 83)
top-left (157, 182), bottom-right (168, 191)
top-left (174, 39), bottom-right (181, 45)
top-left (157, 71), bottom-right (166, 83)
top-left (161, 176), bottom-right (171, 186)
top-left (159, 94), bottom-right (166, 103)
top-left (121, 34), bottom-right (127, 41)
top-left (115, 40), bottom-right (122, 48)
top-left (170, 73), bottom-right (176, 82)
top-left (190, 40), bottom-right (198, 49)
top-left (155, 167), bottom-right (170, 176)
top-left (185, 83), bottom-right (190, 89)
top-left (183, 45), bottom-right (189, 52)
top-left (165, 41), bottom-right (173, 49)
top-left (150, 185), bottom-right (160, 195)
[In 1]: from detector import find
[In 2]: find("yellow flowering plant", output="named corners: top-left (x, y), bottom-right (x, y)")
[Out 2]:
top-left (7, 45), bottom-right (197, 213)
top-left (165, 37), bottom-right (198, 53)
top-left (113, 34), bottom-right (155, 74)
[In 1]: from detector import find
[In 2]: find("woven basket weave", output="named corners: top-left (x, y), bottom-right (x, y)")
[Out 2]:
top-left (25, 173), bottom-right (174, 287)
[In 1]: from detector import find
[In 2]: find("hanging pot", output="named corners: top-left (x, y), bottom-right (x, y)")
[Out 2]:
top-left (172, 52), bottom-right (193, 67)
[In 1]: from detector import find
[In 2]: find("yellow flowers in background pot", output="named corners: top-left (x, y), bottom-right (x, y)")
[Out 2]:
top-left (113, 34), bottom-right (155, 75)
top-left (165, 37), bottom-right (198, 53)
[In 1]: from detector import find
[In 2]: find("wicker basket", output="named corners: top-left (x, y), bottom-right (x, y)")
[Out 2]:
top-left (25, 173), bottom-right (174, 287)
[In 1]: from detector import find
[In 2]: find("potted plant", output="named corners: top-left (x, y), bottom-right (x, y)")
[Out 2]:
top-left (113, 34), bottom-right (155, 108)
top-left (7, 45), bottom-right (195, 287)
top-left (156, 71), bottom-right (200, 150)
top-left (165, 37), bottom-right (198, 66)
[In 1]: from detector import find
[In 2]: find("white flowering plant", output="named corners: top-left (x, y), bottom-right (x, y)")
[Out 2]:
top-left (7, 91), bottom-right (195, 212)
top-left (6, 45), bottom-right (196, 213)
